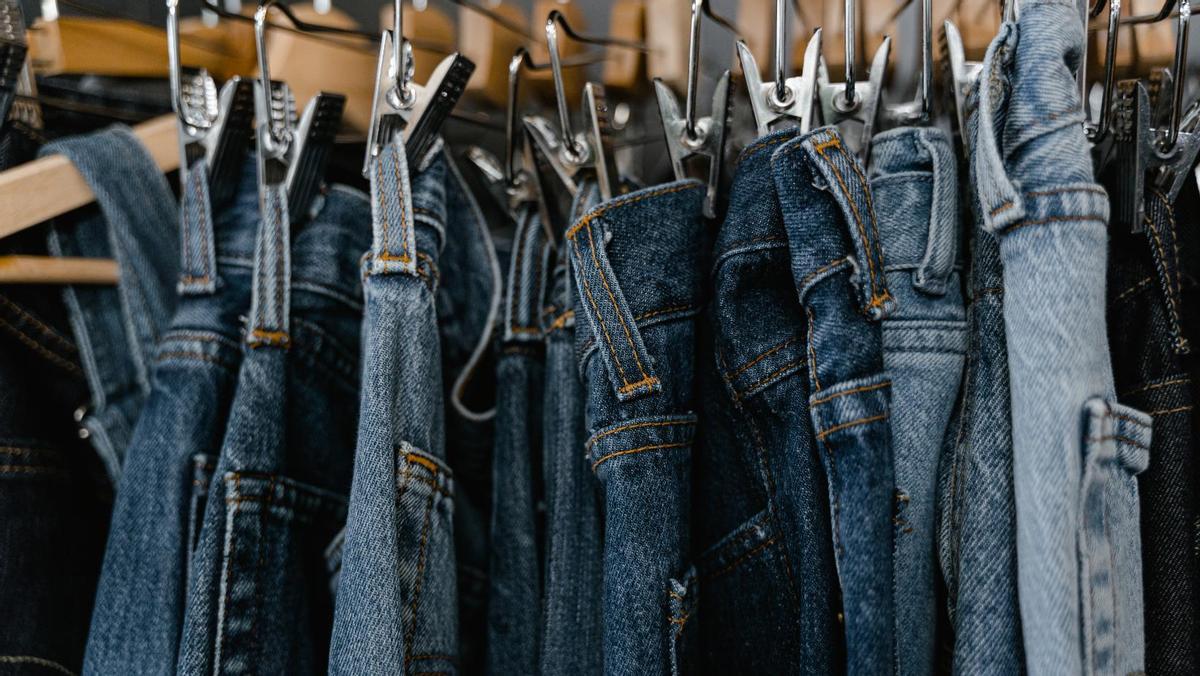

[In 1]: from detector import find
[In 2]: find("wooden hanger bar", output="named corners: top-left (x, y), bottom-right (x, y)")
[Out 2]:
top-left (0, 256), bottom-right (119, 283)
top-left (0, 114), bottom-right (179, 240)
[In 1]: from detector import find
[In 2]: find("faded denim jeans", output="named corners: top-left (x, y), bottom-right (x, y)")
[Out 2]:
top-left (971, 2), bottom-right (1151, 672)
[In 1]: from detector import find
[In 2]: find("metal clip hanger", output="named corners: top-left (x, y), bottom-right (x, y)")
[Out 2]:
top-left (815, 0), bottom-right (891, 158)
top-left (167, 0), bottom-right (254, 207)
top-left (362, 0), bottom-right (475, 177)
top-left (1081, 0), bottom-right (1122, 141)
top-left (254, 1), bottom-right (346, 222)
top-left (1100, 1), bottom-right (1200, 232)
top-left (939, 20), bottom-right (982, 154)
top-left (736, 0), bottom-right (819, 136)
top-left (522, 10), bottom-right (648, 206)
top-left (655, 0), bottom-right (736, 218)
top-left (877, 0), bottom-right (934, 126)
top-left (0, 0), bottom-right (27, 126)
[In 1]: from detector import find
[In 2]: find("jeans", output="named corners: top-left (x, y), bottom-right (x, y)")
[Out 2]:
top-left (178, 166), bottom-right (370, 674)
top-left (868, 127), bottom-right (967, 675)
top-left (935, 103), bottom-right (1023, 672)
top-left (569, 179), bottom-right (707, 675)
top-left (539, 184), bottom-right (604, 676)
top-left (83, 158), bottom-right (257, 674)
top-left (438, 150), bottom-right (503, 676)
top-left (330, 142), bottom-right (499, 675)
top-left (970, 3), bottom-right (1150, 672)
top-left (0, 124), bottom-right (178, 674)
top-left (775, 127), bottom-right (897, 674)
top-left (0, 262), bottom-right (106, 675)
top-left (1107, 186), bottom-right (1198, 675)
top-left (43, 126), bottom-right (180, 480)
top-left (486, 205), bottom-right (548, 675)
top-left (693, 127), bottom-right (837, 674)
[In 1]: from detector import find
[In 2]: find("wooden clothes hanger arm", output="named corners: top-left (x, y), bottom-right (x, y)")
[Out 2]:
top-left (0, 114), bottom-right (179, 284)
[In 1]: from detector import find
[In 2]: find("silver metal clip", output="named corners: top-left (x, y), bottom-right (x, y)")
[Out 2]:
top-left (362, 4), bottom-right (474, 177)
top-left (0, 0), bottom-right (28, 125)
top-left (654, 71), bottom-right (731, 218)
top-left (816, 36), bottom-right (891, 158)
top-left (939, 20), bottom-right (983, 154)
top-left (736, 1), bottom-right (820, 137)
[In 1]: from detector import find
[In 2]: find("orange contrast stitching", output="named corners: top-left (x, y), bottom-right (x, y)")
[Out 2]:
top-left (1148, 405), bottom-right (1193, 416)
top-left (810, 137), bottom-right (881, 301)
top-left (570, 243), bottom-right (631, 386)
top-left (591, 441), bottom-right (689, 471)
top-left (816, 412), bottom-right (890, 440)
top-left (564, 183), bottom-right (697, 241)
top-left (583, 220), bottom-right (654, 383)
top-left (585, 418), bottom-right (695, 450)
top-left (726, 336), bottom-right (799, 381)
top-left (811, 380), bottom-right (889, 406)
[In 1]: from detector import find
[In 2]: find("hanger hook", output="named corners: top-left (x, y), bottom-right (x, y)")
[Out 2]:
top-left (1084, 0), bottom-right (1121, 141)
top-left (771, 0), bottom-right (795, 109)
top-left (544, 9), bottom-right (649, 164)
top-left (1162, 0), bottom-right (1191, 151)
top-left (844, 0), bottom-right (857, 106)
top-left (166, 0), bottom-right (214, 132)
top-left (684, 0), bottom-right (740, 143)
top-left (391, 0), bottom-right (417, 108)
top-left (254, 1), bottom-right (295, 155)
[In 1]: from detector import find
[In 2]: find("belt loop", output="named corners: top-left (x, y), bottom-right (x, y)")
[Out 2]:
top-left (245, 182), bottom-right (291, 348)
top-left (178, 159), bottom-right (220, 295)
top-left (368, 141), bottom-right (419, 276)
top-left (913, 129), bottom-right (960, 295)
top-left (794, 128), bottom-right (895, 320)
top-left (970, 23), bottom-right (1025, 233)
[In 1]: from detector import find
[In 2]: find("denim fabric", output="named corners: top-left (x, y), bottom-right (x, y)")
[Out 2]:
top-left (330, 142), bottom-right (499, 675)
top-left (439, 150), bottom-right (503, 676)
top-left (970, 3), bottom-right (1150, 672)
top-left (177, 167), bottom-right (369, 675)
top-left (539, 183), bottom-right (605, 676)
top-left (935, 96), bottom-right (1023, 672)
top-left (694, 127), bottom-right (837, 674)
top-left (774, 127), bottom-right (897, 674)
top-left (486, 204), bottom-right (548, 675)
top-left (1107, 187), bottom-right (1199, 675)
top-left (569, 178), bottom-right (706, 675)
top-left (868, 127), bottom-right (967, 675)
top-left (81, 159), bottom-right (258, 675)
top-left (42, 125), bottom-right (180, 480)
top-left (0, 280), bottom-right (107, 675)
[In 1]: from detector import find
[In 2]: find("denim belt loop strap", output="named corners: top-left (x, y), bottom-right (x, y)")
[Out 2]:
top-left (179, 159), bottom-right (220, 296)
top-left (245, 182), bottom-right (291, 348)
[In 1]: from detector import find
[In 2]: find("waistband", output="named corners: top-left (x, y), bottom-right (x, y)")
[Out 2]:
top-left (502, 204), bottom-right (551, 344)
top-left (970, 1), bottom-right (1109, 235)
top-left (566, 178), bottom-right (706, 402)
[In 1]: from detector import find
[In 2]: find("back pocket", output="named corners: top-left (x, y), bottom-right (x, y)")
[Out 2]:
top-left (1078, 398), bottom-right (1151, 675)
top-left (215, 472), bottom-right (348, 675)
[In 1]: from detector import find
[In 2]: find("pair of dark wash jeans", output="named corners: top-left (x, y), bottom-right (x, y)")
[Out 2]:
top-left (539, 183), bottom-right (605, 676)
top-left (329, 141), bottom-right (499, 675)
top-left (694, 128), bottom-right (835, 674)
top-left (486, 204), bottom-right (549, 675)
top-left (694, 126), bottom-right (897, 674)
top-left (868, 126), bottom-right (967, 675)
top-left (82, 158), bottom-right (258, 674)
top-left (1107, 186), bottom-right (1198, 675)
top-left (968, 3), bottom-right (1150, 671)
top-left (177, 163), bottom-right (370, 674)
top-left (0, 125), bottom-right (177, 674)
top-left (568, 178), bottom-right (707, 675)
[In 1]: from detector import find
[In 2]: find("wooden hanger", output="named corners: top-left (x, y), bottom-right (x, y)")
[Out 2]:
top-left (459, 1), bottom-right (528, 106)
top-left (27, 13), bottom-right (236, 79)
top-left (0, 114), bottom-right (178, 284)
